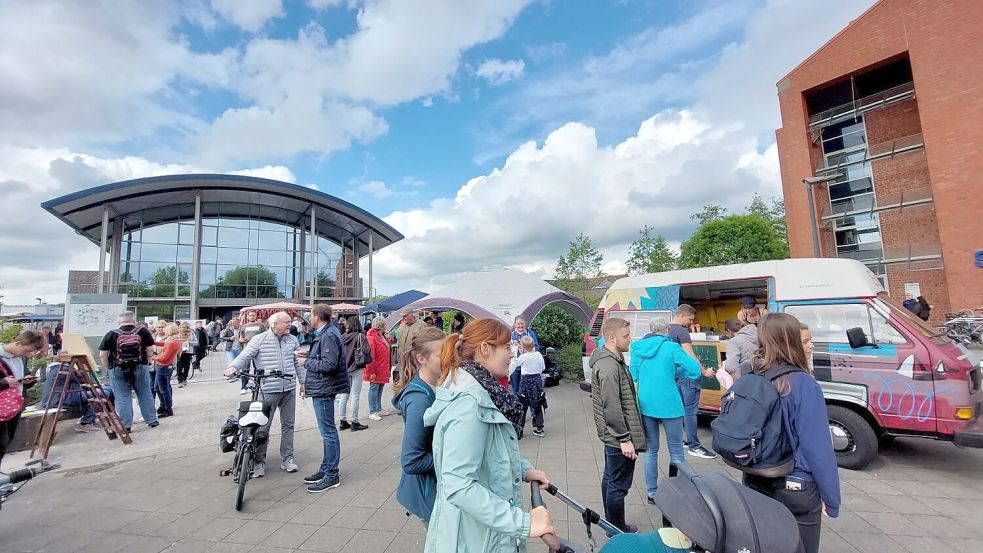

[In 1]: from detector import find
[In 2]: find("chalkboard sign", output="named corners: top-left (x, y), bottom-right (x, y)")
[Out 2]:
top-left (693, 343), bottom-right (722, 391)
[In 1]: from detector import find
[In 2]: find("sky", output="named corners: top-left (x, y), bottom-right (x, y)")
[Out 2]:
top-left (0, 0), bottom-right (876, 306)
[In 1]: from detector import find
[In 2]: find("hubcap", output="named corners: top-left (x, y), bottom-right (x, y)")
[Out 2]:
top-left (829, 422), bottom-right (854, 453)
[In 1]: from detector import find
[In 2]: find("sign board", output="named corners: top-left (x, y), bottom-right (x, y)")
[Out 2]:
top-left (144, 316), bottom-right (159, 326)
top-left (904, 283), bottom-right (921, 298)
top-left (60, 333), bottom-right (102, 372)
top-left (64, 294), bottom-right (128, 338)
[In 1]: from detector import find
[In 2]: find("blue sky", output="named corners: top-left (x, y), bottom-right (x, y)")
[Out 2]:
top-left (0, 0), bottom-right (874, 303)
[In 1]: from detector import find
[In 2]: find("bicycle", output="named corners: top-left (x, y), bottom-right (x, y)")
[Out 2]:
top-left (939, 317), bottom-right (983, 346)
top-left (1, 459), bottom-right (60, 511)
top-left (219, 369), bottom-right (293, 511)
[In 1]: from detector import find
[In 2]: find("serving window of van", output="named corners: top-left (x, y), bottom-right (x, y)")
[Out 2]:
top-left (607, 310), bottom-right (673, 341)
top-left (785, 303), bottom-right (907, 345)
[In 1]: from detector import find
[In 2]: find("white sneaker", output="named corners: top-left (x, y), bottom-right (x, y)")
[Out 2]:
top-left (253, 462), bottom-right (266, 477)
top-left (239, 389), bottom-right (247, 395)
top-left (380, 410), bottom-right (392, 417)
top-left (368, 413), bottom-right (383, 421)
top-left (280, 457), bottom-right (298, 473)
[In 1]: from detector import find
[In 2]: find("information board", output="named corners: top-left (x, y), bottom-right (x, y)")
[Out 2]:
top-left (65, 294), bottom-right (128, 337)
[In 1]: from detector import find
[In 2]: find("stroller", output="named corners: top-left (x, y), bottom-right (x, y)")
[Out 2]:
top-left (532, 463), bottom-right (804, 553)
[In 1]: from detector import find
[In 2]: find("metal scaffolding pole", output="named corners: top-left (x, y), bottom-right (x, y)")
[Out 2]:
top-left (310, 207), bottom-right (317, 306)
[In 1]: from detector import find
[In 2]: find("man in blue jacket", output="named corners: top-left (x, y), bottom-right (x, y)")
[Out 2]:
top-left (631, 318), bottom-right (702, 504)
top-left (296, 304), bottom-right (349, 493)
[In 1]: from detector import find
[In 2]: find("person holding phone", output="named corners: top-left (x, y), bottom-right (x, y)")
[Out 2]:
top-left (0, 331), bottom-right (44, 469)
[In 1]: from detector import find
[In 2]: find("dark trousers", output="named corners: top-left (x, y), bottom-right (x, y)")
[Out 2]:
top-left (176, 353), bottom-right (192, 383)
top-left (0, 413), bottom-right (21, 470)
top-left (192, 347), bottom-right (206, 371)
top-left (155, 365), bottom-right (174, 412)
top-left (510, 367), bottom-right (521, 394)
top-left (601, 444), bottom-right (636, 532)
top-left (518, 374), bottom-right (545, 431)
top-left (745, 475), bottom-right (822, 553)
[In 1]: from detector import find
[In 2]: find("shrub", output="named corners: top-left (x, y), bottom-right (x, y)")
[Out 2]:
top-left (531, 306), bottom-right (586, 350)
top-left (556, 343), bottom-right (586, 382)
top-left (0, 324), bottom-right (24, 344)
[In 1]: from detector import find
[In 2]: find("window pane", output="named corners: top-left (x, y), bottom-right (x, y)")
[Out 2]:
top-left (217, 248), bottom-right (248, 265)
top-left (199, 264), bottom-right (216, 286)
top-left (257, 249), bottom-right (287, 267)
top-left (141, 223), bottom-right (177, 244)
top-left (784, 304), bottom-right (870, 343)
top-left (201, 224), bottom-right (217, 247)
top-left (219, 217), bottom-right (250, 229)
top-left (178, 224), bottom-right (195, 245)
top-left (176, 245), bottom-right (194, 263)
top-left (869, 309), bottom-right (907, 344)
top-left (259, 230), bottom-right (286, 250)
top-left (218, 226), bottom-right (249, 248)
top-left (200, 246), bottom-right (217, 264)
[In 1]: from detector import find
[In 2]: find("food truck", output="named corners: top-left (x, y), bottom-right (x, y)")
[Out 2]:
top-left (585, 258), bottom-right (983, 469)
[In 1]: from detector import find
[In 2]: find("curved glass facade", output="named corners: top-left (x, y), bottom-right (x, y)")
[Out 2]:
top-left (116, 207), bottom-right (349, 304)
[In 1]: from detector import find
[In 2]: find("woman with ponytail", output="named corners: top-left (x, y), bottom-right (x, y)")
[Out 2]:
top-left (391, 326), bottom-right (446, 524)
top-left (423, 318), bottom-right (555, 552)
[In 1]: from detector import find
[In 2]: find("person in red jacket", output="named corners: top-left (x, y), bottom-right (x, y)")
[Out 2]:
top-left (365, 317), bottom-right (392, 421)
top-left (153, 324), bottom-right (183, 418)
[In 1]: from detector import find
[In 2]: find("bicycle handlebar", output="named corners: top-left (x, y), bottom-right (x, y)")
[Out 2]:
top-left (0, 460), bottom-right (60, 486)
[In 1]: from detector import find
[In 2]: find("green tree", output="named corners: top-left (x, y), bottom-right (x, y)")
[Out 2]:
top-left (690, 204), bottom-right (727, 225)
top-left (746, 194), bottom-right (787, 247)
top-left (678, 214), bottom-right (789, 269)
top-left (626, 226), bottom-right (678, 275)
top-left (530, 305), bottom-right (586, 349)
top-left (554, 233), bottom-right (604, 299)
top-left (200, 266), bottom-right (282, 299)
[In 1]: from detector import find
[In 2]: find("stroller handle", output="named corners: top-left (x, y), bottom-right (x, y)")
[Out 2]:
top-left (530, 482), bottom-right (568, 553)
top-left (531, 482), bottom-right (545, 508)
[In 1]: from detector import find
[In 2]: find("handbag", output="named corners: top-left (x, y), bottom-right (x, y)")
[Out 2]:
top-left (354, 333), bottom-right (373, 367)
top-left (0, 358), bottom-right (25, 422)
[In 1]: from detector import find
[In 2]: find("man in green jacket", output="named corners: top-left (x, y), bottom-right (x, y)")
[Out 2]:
top-left (590, 317), bottom-right (646, 534)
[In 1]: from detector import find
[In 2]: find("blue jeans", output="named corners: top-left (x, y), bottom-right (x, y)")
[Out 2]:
top-left (155, 365), bottom-right (174, 411)
top-left (510, 367), bottom-right (521, 393)
top-left (601, 444), bottom-right (635, 532)
top-left (641, 415), bottom-right (685, 498)
top-left (677, 377), bottom-right (703, 448)
top-left (311, 395), bottom-right (341, 481)
top-left (226, 347), bottom-right (241, 364)
top-left (109, 364), bottom-right (157, 428)
top-left (368, 383), bottom-right (384, 414)
top-left (336, 369), bottom-right (363, 423)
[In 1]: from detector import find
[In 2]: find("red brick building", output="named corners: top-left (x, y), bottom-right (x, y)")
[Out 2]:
top-left (776, 0), bottom-right (983, 324)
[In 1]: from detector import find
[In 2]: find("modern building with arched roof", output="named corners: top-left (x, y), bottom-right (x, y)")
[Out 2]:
top-left (42, 174), bottom-right (403, 320)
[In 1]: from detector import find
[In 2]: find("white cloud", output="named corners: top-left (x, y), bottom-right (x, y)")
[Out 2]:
top-left (358, 180), bottom-right (394, 198)
top-left (210, 0), bottom-right (284, 32)
top-left (375, 110), bottom-right (778, 285)
top-left (0, 145), bottom-right (295, 304)
top-left (476, 58), bottom-right (525, 85)
top-left (525, 42), bottom-right (567, 64)
top-left (402, 177), bottom-right (427, 187)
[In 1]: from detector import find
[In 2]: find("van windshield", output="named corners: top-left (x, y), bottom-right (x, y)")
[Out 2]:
top-left (877, 292), bottom-right (950, 342)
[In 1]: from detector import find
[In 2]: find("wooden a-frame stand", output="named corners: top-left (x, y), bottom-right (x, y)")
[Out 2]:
top-left (30, 354), bottom-right (132, 459)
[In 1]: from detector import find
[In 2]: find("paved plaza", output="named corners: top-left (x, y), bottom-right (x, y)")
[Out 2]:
top-left (2, 354), bottom-right (983, 553)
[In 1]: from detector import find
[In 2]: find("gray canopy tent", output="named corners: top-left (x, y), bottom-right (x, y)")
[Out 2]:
top-left (384, 269), bottom-right (591, 329)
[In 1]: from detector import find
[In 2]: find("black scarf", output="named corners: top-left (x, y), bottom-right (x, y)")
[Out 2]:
top-left (460, 361), bottom-right (525, 435)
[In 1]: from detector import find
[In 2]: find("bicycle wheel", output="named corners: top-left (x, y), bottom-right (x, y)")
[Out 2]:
top-left (235, 442), bottom-right (252, 511)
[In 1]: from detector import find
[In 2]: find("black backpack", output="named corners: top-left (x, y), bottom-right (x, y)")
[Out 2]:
top-left (711, 365), bottom-right (799, 477)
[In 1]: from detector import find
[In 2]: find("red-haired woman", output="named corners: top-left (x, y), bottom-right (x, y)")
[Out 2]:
top-left (423, 318), bottom-right (555, 552)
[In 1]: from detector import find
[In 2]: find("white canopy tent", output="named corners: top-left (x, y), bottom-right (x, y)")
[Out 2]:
top-left (384, 269), bottom-right (591, 328)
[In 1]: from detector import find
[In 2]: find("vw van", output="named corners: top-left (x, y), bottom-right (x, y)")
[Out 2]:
top-left (584, 258), bottom-right (983, 469)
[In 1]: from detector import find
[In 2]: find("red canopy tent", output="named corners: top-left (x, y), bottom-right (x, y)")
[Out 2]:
top-left (238, 302), bottom-right (310, 321)
top-left (329, 303), bottom-right (363, 314)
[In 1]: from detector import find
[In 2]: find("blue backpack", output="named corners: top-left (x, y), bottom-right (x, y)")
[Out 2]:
top-left (711, 365), bottom-right (799, 477)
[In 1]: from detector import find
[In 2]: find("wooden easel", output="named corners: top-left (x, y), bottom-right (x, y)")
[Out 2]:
top-left (30, 354), bottom-right (132, 459)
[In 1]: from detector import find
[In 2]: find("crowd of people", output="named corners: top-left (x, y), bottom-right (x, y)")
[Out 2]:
top-left (0, 296), bottom-right (841, 553)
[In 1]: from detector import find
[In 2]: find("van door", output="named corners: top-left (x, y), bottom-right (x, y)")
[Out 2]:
top-left (783, 302), bottom-right (936, 434)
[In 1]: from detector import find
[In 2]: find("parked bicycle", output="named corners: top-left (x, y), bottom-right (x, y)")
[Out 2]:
top-left (219, 369), bottom-right (292, 511)
top-left (939, 315), bottom-right (983, 346)
top-left (1, 459), bottom-right (60, 511)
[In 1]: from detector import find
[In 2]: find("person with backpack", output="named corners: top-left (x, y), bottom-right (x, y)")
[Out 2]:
top-left (590, 317), bottom-right (646, 534)
top-left (391, 325), bottom-right (446, 524)
top-left (337, 315), bottom-right (371, 431)
top-left (711, 313), bottom-right (840, 553)
top-left (98, 312), bottom-right (159, 432)
top-left (915, 296), bottom-right (931, 322)
top-left (629, 317), bottom-right (701, 505)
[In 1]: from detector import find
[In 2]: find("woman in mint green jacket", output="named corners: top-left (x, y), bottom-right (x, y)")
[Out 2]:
top-left (423, 318), bottom-right (555, 552)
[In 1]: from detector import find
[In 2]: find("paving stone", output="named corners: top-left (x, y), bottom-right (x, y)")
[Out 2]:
top-left (327, 506), bottom-right (376, 529)
top-left (225, 520), bottom-right (285, 545)
top-left (260, 522), bottom-right (319, 549)
top-left (856, 512), bottom-right (929, 536)
top-left (337, 530), bottom-right (396, 553)
top-left (189, 517), bottom-right (247, 541)
top-left (290, 504), bottom-right (344, 526)
top-left (161, 539), bottom-right (215, 553)
top-left (298, 526), bottom-right (357, 552)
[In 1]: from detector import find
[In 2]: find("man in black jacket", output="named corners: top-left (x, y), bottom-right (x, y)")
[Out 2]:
top-left (296, 304), bottom-right (349, 493)
top-left (192, 320), bottom-right (209, 375)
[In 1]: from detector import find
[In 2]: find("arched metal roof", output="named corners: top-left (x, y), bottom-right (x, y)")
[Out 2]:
top-left (41, 174), bottom-right (403, 255)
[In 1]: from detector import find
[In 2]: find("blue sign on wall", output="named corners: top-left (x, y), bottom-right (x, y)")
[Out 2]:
top-left (976, 251), bottom-right (983, 268)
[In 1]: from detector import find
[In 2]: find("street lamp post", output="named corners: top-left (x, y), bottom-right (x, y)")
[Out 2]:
top-left (802, 174), bottom-right (844, 258)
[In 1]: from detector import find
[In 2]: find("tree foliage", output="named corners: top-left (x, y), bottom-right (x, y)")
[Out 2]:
top-left (678, 214), bottom-right (789, 269)
top-left (531, 305), bottom-right (586, 349)
top-left (199, 266), bottom-right (282, 299)
top-left (554, 233), bottom-right (604, 300)
top-left (626, 226), bottom-right (677, 275)
top-left (746, 194), bottom-right (787, 247)
top-left (690, 204), bottom-right (727, 225)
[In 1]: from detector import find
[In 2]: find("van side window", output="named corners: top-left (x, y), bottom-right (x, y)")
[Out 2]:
top-left (784, 304), bottom-right (907, 345)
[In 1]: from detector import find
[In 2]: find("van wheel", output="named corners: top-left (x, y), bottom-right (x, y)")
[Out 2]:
top-left (827, 405), bottom-right (878, 470)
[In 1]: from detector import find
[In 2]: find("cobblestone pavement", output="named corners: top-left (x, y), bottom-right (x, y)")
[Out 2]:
top-left (2, 353), bottom-right (983, 552)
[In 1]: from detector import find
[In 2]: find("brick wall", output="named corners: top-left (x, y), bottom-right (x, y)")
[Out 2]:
top-left (886, 264), bottom-right (950, 325)
top-left (67, 270), bottom-right (110, 294)
top-left (864, 99), bottom-right (922, 145)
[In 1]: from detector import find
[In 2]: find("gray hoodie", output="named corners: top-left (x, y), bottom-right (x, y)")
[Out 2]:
top-left (723, 324), bottom-right (759, 378)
